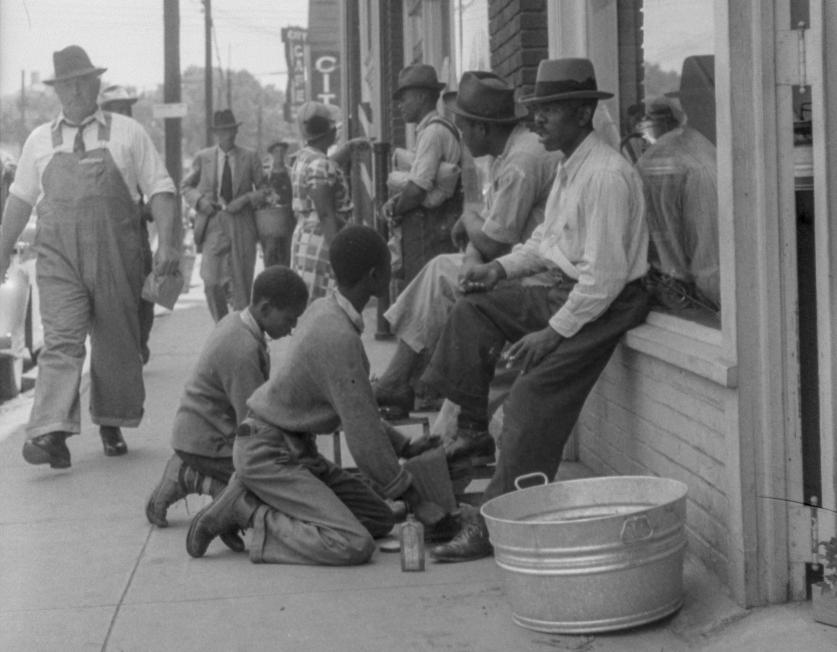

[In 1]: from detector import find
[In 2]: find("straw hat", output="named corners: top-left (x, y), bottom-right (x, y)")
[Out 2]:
top-left (99, 84), bottom-right (138, 108)
top-left (296, 102), bottom-right (340, 140)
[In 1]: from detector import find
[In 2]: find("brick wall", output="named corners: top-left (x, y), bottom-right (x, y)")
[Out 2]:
top-left (577, 344), bottom-right (733, 586)
top-left (489, 0), bottom-right (548, 92)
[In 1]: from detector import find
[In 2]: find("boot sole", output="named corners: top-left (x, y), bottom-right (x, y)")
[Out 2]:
top-left (22, 440), bottom-right (71, 469)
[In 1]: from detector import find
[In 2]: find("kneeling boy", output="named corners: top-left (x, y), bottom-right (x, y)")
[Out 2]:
top-left (187, 226), bottom-right (433, 565)
top-left (145, 266), bottom-right (308, 541)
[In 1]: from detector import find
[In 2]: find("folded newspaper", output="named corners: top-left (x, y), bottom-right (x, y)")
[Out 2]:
top-left (142, 271), bottom-right (184, 310)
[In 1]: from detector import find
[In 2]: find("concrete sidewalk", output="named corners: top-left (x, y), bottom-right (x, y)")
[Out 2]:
top-left (1, 279), bottom-right (836, 651)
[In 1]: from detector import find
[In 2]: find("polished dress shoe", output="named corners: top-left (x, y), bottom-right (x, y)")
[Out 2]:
top-left (100, 426), bottom-right (127, 456)
top-left (187, 478), bottom-right (257, 558)
top-left (430, 514), bottom-right (493, 562)
top-left (22, 432), bottom-right (71, 469)
top-left (444, 428), bottom-right (495, 466)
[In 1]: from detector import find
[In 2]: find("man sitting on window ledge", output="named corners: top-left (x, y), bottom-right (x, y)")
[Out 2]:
top-left (637, 55), bottom-right (719, 322)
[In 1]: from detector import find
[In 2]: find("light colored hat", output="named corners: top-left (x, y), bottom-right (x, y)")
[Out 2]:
top-left (99, 84), bottom-right (138, 107)
top-left (44, 45), bottom-right (107, 85)
top-left (519, 58), bottom-right (613, 104)
top-left (297, 102), bottom-right (341, 140)
top-left (450, 71), bottom-right (528, 123)
top-left (393, 64), bottom-right (446, 99)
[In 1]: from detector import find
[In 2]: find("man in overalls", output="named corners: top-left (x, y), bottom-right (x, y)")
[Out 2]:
top-left (0, 45), bottom-right (181, 469)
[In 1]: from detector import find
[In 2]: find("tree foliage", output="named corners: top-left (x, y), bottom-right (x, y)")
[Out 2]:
top-left (1, 67), bottom-right (296, 165)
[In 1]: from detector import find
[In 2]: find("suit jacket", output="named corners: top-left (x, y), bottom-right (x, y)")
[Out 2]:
top-left (182, 144), bottom-right (264, 244)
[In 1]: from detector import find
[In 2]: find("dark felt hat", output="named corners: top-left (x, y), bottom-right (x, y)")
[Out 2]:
top-left (211, 109), bottom-right (242, 130)
top-left (43, 45), bottom-right (107, 85)
top-left (450, 71), bottom-right (528, 123)
top-left (519, 58), bottom-right (613, 104)
top-left (393, 64), bottom-right (446, 99)
top-left (665, 55), bottom-right (715, 99)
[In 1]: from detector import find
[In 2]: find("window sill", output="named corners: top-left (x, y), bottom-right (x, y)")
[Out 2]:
top-left (623, 311), bottom-right (737, 388)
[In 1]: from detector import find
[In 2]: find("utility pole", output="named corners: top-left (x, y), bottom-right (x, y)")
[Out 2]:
top-left (203, 0), bottom-right (213, 146)
top-left (226, 44), bottom-right (232, 109)
top-left (163, 0), bottom-right (182, 191)
top-left (19, 70), bottom-right (25, 145)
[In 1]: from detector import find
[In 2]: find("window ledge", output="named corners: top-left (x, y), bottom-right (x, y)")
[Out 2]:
top-left (623, 318), bottom-right (738, 388)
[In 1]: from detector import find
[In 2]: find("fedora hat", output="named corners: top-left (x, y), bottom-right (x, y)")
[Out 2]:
top-left (665, 55), bottom-right (714, 99)
top-left (520, 58), bottom-right (613, 104)
top-left (393, 64), bottom-right (446, 99)
top-left (211, 109), bottom-right (242, 130)
top-left (99, 84), bottom-right (138, 107)
top-left (450, 71), bottom-right (528, 123)
top-left (43, 45), bottom-right (107, 85)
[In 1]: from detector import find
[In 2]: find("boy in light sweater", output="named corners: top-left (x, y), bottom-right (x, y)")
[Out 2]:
top-left (187, 226), bottom-right (436, 565)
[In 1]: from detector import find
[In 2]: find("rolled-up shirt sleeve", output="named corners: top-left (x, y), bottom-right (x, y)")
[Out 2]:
top-left (131, 121), bottom-right (176, 198)
top-left (408, 126), bottom-right (446, 192)
top-left (481, 156), bottom-right (542, 245)
top-left (8, 126), bottom-right (48, 207)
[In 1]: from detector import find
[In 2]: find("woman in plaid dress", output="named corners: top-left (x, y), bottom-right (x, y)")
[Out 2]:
top-left (290, 102), bottom-right (352, 303)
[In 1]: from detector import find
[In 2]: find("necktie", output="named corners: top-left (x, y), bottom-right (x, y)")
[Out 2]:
top-left (73, 126), bottom-right (85, 155)
top-left (220, 153), bottom-right (233, 204)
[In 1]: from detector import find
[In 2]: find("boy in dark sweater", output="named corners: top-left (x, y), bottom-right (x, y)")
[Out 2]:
top-left (145, 266), bottom-right (308, 549)
top-left (187, 226), bottom-right (439, 565)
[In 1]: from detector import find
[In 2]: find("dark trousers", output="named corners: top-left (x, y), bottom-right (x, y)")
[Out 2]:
top-left (175, 449), bottom-right (235, 484)
top-left (421, 277), bottom-right (650, 504)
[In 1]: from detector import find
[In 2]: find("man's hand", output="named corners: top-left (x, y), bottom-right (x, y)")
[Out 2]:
top-left (154, 244), bottom-right (181, 276)
top-left (450, 216), bottom-right (468, 251)
top-left (382, 196), bottom-right (400, 225)
top-left (503, 327), bottom-right (564, 374)
top-left (459, 260), bottom-right (504, 293)
top-left (196, 196), bottom-right (217, 216)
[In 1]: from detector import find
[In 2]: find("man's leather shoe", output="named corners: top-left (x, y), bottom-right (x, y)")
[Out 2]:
top-left (444, 428), bottom-right (495, 466)
top-left (22, 432), bottom-right (71, 469)
top-left (186, 478), bottom-right (256, 558)
top-left (100, 426), bottom-right (127, 456)
top-left (430, 513), bottom-right (493, 562)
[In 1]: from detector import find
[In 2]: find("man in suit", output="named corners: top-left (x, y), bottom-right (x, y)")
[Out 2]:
top-left (182, 110), bottom-right (265, 322)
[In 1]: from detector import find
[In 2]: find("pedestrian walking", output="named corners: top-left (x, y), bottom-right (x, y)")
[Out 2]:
top-left (0, 45), bottom-right (181, 468)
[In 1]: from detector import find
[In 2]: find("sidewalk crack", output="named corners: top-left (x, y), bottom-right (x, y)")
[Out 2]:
top-left (101, 526), bottom-right (154, 651)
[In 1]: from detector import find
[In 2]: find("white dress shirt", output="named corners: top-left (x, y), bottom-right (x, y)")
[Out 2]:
top-left (497, 131), bottom-right (648, 338)
top-left (10, 108), bottom-right (175, 206)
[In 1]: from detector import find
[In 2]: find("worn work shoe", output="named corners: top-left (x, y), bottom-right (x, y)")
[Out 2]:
top-left (145, 455), bottom-right (187, 528)
top-left (186, 478), bottom-right (257, 558)
top-left (22, 432), bottom-right (71, 469)
top-left (100, 426), bottom-right (128, 456)
top-left (430, 513), bottom-right (493, 562)
top-left (373, 381), bottom-right (415, 421)
top-left (444, 428), bottom-right (495, 466)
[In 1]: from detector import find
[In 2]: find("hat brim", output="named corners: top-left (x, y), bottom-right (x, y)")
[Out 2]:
top-left (102, 98), bottom-right (138, 107)
top-left (211, 122), bottom-right (243, 130)
top-left (519, 89), bottom-right (613, 104)
top-left (43, 66), bottom-right (107, 85)
top-left (393, 82), bottom-right (447, 100)
top-left (449, 102), bottom-right (529, 124)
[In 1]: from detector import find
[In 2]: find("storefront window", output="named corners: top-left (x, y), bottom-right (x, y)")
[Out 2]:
top-left (627, 0), bottom-right (719, 328)
top-left (453, 0), bottom-right (490, 78)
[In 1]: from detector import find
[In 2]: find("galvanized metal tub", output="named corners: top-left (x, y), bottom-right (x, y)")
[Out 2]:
top-left (481, 474), bottom-right (688, 634)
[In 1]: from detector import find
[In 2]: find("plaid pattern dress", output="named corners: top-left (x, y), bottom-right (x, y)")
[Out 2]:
top-left (290, 146), bottom-right (352, 303)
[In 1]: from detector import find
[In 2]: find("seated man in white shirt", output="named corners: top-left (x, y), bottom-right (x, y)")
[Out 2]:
top-left (423, 59), bottom-right (652, 562)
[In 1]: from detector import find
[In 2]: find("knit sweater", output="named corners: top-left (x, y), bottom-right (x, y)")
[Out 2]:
top-left (171, 309), bottom-right (269, 457)
top-left (247, 295), bottom-right (412, 499)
